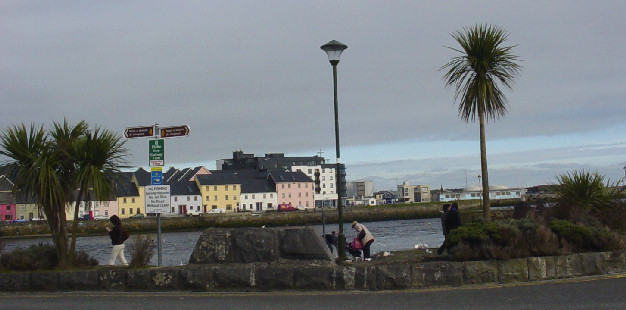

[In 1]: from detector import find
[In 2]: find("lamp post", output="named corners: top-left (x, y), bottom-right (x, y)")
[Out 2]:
top-left (321, 40), bottom-right (348, 259)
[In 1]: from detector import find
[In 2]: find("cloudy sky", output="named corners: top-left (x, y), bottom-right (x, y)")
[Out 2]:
top-left (2, 1), bottom-right (624, 191)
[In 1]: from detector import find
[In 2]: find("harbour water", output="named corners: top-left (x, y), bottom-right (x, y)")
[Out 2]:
top-left (1, 218), bottom-right (443, 266)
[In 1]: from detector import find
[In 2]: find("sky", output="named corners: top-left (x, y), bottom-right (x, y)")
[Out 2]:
top-left (1, 1), bottom-right (625, 191)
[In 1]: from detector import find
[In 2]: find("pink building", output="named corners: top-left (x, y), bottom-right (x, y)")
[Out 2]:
top-left (270, 171), bottom-right (315, 209)
top-left (0, 203), bottom-right (16, 221)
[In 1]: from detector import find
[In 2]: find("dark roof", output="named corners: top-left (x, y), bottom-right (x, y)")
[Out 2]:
top-left (268, 170), bottom-right (313, 183)
top-left (195, 170), bottom-right (262, 186)
top-left (0, 191), bottom-right (16, 204)
top-left (170, 181), bottom-right (201, 196)
top-left (133, 167), bottom-right (151, 187)
top-left (115, 172), bottom-right (139, 197)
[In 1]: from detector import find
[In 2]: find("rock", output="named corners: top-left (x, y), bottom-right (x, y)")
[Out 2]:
top-left (189, 226), bottom-right (333, 264)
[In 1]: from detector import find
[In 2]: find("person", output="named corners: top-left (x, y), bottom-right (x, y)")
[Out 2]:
top-left (351, 221), bottom-right (374, 261)
top-left (437, 204), bottom-right (451, 254)
top-left (324, 231), bottom-right (338, 255)
top-left (106, 215), bottom-right (128, 266)
top-left (438, 202), bottom-right (462, 255)
top-left (446, 202), bottom-right (461, 232)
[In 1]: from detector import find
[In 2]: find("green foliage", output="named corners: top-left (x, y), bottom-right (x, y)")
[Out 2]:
top-left (0, 243), bottom-right (97, 271)
top-left (553, 170), bottom-right (624, 224)
top-left (549, 219), bottom-right (625, 252)
top-left (129, 235), bottom-right (156, 268)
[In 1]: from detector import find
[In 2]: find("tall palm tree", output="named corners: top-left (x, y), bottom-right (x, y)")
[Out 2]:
top-left (67, 126), bottom-right (127, 255)
top-left (0, 124), bottom-right (72, 265)
top-left (442, 24), bottom-right (522, 221)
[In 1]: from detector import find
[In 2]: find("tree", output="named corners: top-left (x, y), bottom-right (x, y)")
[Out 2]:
top-left (0, 121), bottom-right (127, 267)
top-left (442, 24), bottom-right (522, 221)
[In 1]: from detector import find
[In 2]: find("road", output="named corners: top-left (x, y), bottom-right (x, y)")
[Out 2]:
top-left (0, 274), bottom-right (623, 310)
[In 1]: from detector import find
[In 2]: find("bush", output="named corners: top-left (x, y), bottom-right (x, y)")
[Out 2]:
top-left (0, 243), bottom-right (98, 271)
top-left (445, 219), bottom-right (568, 261)
top-left (129, 235), bottom-right (156, 268)
top-left (549, 219), bottom-right (625, 252)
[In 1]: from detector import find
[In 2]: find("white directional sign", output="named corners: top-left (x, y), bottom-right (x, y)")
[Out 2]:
top-left (144, 185), bottom-right (171, 214)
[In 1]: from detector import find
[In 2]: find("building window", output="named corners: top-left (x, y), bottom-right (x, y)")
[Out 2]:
top-left (130, 208), bottom-right (133, 214)
top-left (288, 184), bottom-right (291, 189)
top-left (232, 185), bottom-right (237, 190)
top-left (172, 207), bottom-right (175, 213)
top-left (263, 194), bottom-right (266, 199)
top-left (225, 195), bottom-right (229, 200)
top-left (214, 186), bottom-right (218, 191)
top-left (282, 193), bottom-right (285, 198)
top-left (174, 197), bottom-right (178, 202)
top-left (282, 184), bottom-right (284, 189)
top-left (206, 196), bottom-right (209, 201)
top-left (252, 194), bottom-right (255, 199)
top-left (121, 208), bottom-right (125, 215)
top-left (187, 197), bottom-right (190, 201)
top-left (308, 169), bottom-right (312, 174)
top-left (298, 193), bottom-right (301, 198)
top-left (214, 195), bottom-right (217, 201)
top-left (206, 186), bottom-right (209, 191)
top-left (212, 205), bottom-right (217, 209)
top-left (194, 196), bottom-right (198, 201)
top-left (226, 204), bottom-right (232, 210)
top-left (123, 198), bottom-right (127, 203)
top-left (136, 208), bottom-right (140, 214)
top-left (298, 183), bottom-right (301, 188)
top-left (245, 195), bottom-right (248, 199)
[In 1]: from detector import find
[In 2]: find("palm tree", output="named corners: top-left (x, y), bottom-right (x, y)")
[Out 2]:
top-left (0, 124), bottom-right (71, 265)
top-left (67, 126), bottom-right (127, 256)
top-left (442, 24), bottom-right (522, 221)
top-left (0, 121), bottom-right (128, 266)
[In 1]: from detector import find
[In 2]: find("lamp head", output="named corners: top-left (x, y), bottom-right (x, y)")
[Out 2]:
top-left (321, 40), bottom-right (347, 65)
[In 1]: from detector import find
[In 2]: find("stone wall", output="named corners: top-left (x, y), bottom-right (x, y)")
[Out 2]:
top-left (0, 251), bottom-right (623, 291)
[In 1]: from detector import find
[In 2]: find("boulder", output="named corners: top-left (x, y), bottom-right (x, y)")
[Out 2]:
top-left (189, 226), bottom-right (333, 264)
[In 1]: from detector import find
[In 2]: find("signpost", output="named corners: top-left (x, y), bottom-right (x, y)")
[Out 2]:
top-left (149, 139), bottom-right (165, 166)
top-left (160, 125), bottom-right (190, 138)
top-left (124, 126), bottom-right (154, 138)
top-left (124, 123), bottom-right (190, 266)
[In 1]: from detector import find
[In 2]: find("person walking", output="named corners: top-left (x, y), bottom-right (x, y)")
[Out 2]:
top-left (437, 204), bottom-right (451, 254)
top-left (446, 202), bottom-right (462, 232)
top-left (106, 215), bottom-right (129, 266)
top-left (352, 221), bottom-right (374, 261)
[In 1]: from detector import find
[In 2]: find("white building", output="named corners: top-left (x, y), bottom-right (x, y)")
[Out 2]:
top-left (436, 185), bottom-right (526, 202)
top-left (292, 164), bottom-right (338, 207)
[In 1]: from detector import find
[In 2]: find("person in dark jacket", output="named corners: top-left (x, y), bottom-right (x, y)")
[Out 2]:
top-left (106, 215), bottom-right (128, 266)
top-left (438, 202), bottom-right (462, 255)
top-left (437, 204), bottom-right (451, 254)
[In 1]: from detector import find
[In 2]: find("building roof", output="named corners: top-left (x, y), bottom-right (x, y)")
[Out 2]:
top-left (268, 170), bottom-right (313, 183)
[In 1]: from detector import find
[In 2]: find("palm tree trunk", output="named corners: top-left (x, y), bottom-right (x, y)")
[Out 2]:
top-left (68, 187), bottom-right (85, 259)
top-left (479, 110), bottom-right (491, 221)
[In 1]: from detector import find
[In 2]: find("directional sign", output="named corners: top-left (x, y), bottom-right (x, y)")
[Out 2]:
top-left (160, 125), bottom-right (190, 138)
top-left (151, 167), bottom-right (163, 185)
top-left (149, 139), bottom-right (164, 166)
top-left (124, 126), bottom-right (154, 138)
top-left (145, 185), bottom-right (170, 214)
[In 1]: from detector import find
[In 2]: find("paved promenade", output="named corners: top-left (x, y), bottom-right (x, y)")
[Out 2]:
top-left (0, 274), bottom-right (623, 310)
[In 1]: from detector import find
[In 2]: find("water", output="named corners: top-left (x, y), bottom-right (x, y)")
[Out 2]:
top-left (1, 218), bottom-right (443, 266)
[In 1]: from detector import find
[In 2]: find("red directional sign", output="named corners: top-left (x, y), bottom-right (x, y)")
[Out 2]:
top-left (160, 125), bottom-right (190, 138)
top-left (124, 126), bottom-right (154, 138)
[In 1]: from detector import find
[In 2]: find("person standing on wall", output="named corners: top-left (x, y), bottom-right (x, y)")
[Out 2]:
top-left (106, 215), bottom-right (129, 266)
top-left (352, 221), bottom-right (374, 261)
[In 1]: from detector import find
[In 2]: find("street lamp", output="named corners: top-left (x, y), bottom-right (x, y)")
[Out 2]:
top-left (321, 40), bottom-right (348, 259)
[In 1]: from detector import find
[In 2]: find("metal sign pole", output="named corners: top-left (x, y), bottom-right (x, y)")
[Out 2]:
top-left (153, 123), bottom-right (162, 267)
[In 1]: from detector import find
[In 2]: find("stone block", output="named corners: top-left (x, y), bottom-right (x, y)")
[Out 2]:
top-left (498, 258), bottom-right (528, 283)
top-left (150, 267), bottom-right (180, 290)
top-left (189, 227), bottom-right (332, 264)
top-left (579, 252), bottom-right (602, 275)
top-left (374, 264), bottom-right (411, 290)
top-left (214, 265), bottom-right (255, 289)
top-left (412, 262), bottom-right (463, 288)
top-left (463, 260), bottom-right (498, 284)
top-left (280, 227), bottom-right (333, 261)
top-left (294, 265), bottom-right (334, 290)
top-left (353, 265), bottom-right (377, 290)
top-left (600, 251), bottom-right (626, 274)
top-left (97, 269), bottom-right (127, 290)
top-left (125, 269), bottom-right (151, 290)
top-left (255, 265), bottom-right (294, 290)
top-left (180, 265), bottom-right (215, 291)
top-left (0, 273), bottom-right (27, 291)
top-left (555, 254), bottom-right (584, 278)
top-left (30, 271), bottom-right (59, 291)
top-left (527, 257), bottom-right (547, 281)
top-left (334, 266), bottom-right (356, 290)
top-left (58, 270), bottom-right (98, 290)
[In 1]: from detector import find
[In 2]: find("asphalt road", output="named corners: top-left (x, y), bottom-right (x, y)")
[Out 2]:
top-left (0, 274), bottom-right (623, 310)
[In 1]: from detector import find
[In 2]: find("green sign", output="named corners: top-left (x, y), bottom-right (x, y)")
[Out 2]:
top-left (149, 139), bottom-right (164, 166)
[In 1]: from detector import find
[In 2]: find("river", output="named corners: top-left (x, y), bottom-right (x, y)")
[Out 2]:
top-left (1, 218), bottom-right (443, 266)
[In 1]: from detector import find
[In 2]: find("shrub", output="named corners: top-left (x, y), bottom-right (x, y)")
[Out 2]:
top-left (548, 219), bottom-right (625, 252)
top-left (129, 235), bottom-right (156, 268)
top-left (0, 243), bottom-right (98, 271)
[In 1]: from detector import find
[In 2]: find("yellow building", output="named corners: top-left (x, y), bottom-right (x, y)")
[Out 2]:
top-left (196, 173), bottom-right (241, 213)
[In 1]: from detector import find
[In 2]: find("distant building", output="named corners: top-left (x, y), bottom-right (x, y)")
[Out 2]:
top-left (346, 181), bottom-right (374, 200)
top-left (397, 181), bottom-right (431, 203)
top-left (434, 185), bottom-right (526, 202)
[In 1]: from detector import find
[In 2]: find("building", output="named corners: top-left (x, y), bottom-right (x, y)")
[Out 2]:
top-left (269, 170), bottom-right (315, 209)
top-left (346, 181), bottom-right (374, 200)
top-left (434, 186), bottom-right (526, 202)
top-left (397, 181), bottom-right (431, 203)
